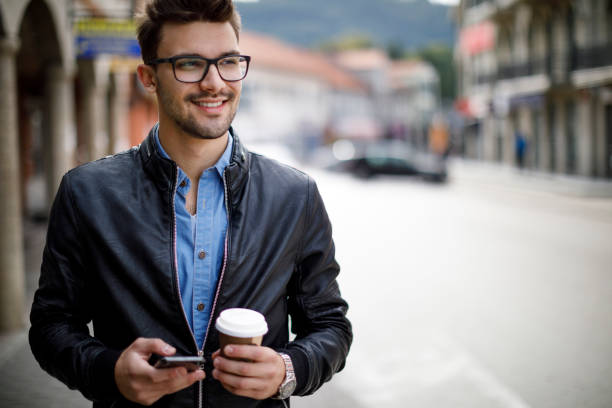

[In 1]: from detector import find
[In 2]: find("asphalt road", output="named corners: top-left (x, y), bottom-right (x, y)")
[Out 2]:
top-left (2, 159), bottom-right (611, 408)
top-left (293, 162), bottom-right (612, 408)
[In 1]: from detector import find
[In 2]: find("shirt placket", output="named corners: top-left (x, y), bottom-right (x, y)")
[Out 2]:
top-left (193, 169), bottom-right (215, 349)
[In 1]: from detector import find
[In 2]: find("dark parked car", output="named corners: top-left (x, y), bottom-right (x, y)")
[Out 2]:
top-left (328, 140), bottom-right (448, 182)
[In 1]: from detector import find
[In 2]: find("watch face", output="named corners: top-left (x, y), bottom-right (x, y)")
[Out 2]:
top-left (279, 379), bottom-right (296, 399)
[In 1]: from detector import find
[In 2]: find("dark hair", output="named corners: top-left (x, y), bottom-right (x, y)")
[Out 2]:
top-left (136, 0), bottom-right (242, 63)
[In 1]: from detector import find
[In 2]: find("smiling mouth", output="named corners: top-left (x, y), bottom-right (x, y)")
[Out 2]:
top-left (193, 100), bottom-right (224, 108)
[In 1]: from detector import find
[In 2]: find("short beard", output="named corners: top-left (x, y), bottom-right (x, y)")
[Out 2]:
top-left (157, 81), bottom-right (237, 140)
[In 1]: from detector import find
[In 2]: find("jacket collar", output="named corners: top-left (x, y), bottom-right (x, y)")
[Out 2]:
top-left (139, 125), bottom-right (250, 207)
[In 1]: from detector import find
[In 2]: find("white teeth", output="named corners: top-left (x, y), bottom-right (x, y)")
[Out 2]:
top-left (195, 101), bottom-right (223, 108)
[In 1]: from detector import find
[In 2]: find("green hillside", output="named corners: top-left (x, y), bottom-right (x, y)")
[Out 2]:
top-left (235, 0), bottom-right (456, 51)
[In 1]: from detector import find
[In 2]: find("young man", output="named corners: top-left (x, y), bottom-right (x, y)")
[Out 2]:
top-left (29, 0), bottom-right (352, 407)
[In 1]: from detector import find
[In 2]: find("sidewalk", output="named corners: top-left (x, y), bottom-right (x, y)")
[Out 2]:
top-left (0, 221), bottom-right (90, 407)
top-left (449, 158), bottom-right (612, 199)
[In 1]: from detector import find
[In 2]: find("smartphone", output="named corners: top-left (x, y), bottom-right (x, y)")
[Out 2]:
top-left (152, 356), bottom-right (204, 372)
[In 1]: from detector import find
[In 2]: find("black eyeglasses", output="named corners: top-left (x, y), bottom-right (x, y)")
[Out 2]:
top-left (146, 54), bottom-right (251, 83)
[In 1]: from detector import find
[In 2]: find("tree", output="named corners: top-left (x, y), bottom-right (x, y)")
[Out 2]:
top-left (318, 33), bottom-right (375, 53)
top-left (416, 43), bottom-right (457, 103)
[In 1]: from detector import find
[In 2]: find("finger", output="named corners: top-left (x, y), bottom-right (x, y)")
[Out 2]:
top-left (149, 366), bottom-right (188, 383)
top-left (213, 356), bottom-right (257, 377)
top-left (163, 369), bottom-right (206, 394)
top-left (211, 349), bottom-right (221, 360)
top-left (223, 345), bottom-right (267, 362)
top-left (132, 338), bottom-right (176, 357)
top-left (212, 368), bottom-right (263, 392)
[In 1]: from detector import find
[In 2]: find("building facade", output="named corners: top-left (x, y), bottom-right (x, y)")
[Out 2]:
top-left (455, 0), bottom-right (612, 178)
top-left (0, 0), bottom-right (139, 331)
top-left (334, 49), bottom-right (441, 146)
top-left (234, 32), bottom-right (369, 149)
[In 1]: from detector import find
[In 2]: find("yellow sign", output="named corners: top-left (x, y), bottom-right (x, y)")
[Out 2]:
top-left (75, 18), bottom-right (137, 38)
top-left (75, 18), bottom-right (140, 57)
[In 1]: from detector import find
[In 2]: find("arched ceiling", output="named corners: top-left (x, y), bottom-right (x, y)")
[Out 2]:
top-left (17, 0), bottom-right (62, 95)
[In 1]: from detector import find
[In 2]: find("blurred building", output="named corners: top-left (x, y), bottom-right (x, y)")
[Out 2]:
top-left (235, 34), bottom-right (441, 151)
top-left (1, 0), bottom-right (74, 331)
top-left (234, 32), bottom-right (369, 147)
top-left (0, 0), bottom-right (151, 331)
top-left (388, 59), bottom-right (440, 148)
top-left (455, 0), bottom-right (612, 179)
top-left (334, 49), bottom-right (441, 147)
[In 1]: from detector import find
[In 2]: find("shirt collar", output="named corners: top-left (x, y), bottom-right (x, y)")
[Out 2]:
top-left (153, 123), bottom-right (233, 179)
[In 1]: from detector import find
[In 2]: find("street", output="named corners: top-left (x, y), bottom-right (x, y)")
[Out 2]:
top-left (294, 161), bottom-right (612, 408)
top-left (2, 159), bottom-right (612, 407)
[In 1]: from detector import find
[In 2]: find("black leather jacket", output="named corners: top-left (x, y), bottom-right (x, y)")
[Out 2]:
top-left (29, 127), bottom-right (352, 408)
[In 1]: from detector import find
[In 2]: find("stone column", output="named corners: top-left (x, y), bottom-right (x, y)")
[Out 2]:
top-left (576, 94), bottom-right (593, 177)
top-left (551, 13), bottom-right (568, 83)
top-left (534, 107), bottom-right (547, 171)
top-left (78, 58), bottom-right (110, 162)
top-left (514, 4), bottom-right (531, 65)
top-left (45, 65), bottom-right (76, 207)
top-left (482, 115), bottom-right (496, 161)
top-left (595, 0), bottom-right (607, 45)
top-left (108, 70), bottom-right (131, 154)
top-left (540, 103), bottom-right (552, 172)
top-left (502, 114), bottom-right (515, 165)
top-left (594, 95), bottom-right (607, 178)
top-left (554, 99), bottom-right (567, 174)
top-left (0, 37), bottom-right (25, 331)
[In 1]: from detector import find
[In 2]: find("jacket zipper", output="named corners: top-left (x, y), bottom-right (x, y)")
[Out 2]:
top-left (170, 166), bottom-right (200, 352)
top-left (194, 169), bottom-right (230, 408)
top-left (170, 166), bottom-right (205, 407)
top-left (197, 167), bottom-right (232, 408)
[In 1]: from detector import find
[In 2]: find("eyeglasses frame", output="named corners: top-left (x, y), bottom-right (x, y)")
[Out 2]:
top-left (146, 54), bottom-right (251, 83)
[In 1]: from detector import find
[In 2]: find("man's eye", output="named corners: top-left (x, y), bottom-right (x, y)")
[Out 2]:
top-left (176, 59), bottom-right (205, 70)
top-left (220, 57), bottom-right (240, 66)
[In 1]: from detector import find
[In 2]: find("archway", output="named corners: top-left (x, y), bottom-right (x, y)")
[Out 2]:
top-left (0, 0), bottom-right (69, 331)
top-left (18, 0), bottom-right (64, 219)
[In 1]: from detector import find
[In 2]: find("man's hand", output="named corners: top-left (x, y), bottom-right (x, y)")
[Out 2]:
top-left (114, 338), bottom-right (205, 406)
top-left (212, 345), bottom-right (286, 400)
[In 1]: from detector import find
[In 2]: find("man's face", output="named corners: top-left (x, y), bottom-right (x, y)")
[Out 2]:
top-left (154, 21), bottom-right (242, 140)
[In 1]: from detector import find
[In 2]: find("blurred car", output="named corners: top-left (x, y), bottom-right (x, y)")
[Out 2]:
top-left (327, 140), bottom-right (448, 183)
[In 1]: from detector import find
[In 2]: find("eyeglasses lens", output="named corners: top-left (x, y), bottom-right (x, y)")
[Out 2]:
top-left (174, 56), bottom-right (248, 82)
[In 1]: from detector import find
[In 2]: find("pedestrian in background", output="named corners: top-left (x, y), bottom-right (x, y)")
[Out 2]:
top-left (28, 0), bottom-right (352, 407)
top-left (428, 114), bottom-right (450, 157)
top-left (515, 130), bottom-right (527, 169)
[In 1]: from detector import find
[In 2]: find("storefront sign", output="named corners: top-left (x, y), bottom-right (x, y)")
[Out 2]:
top-left (459, 21), bottom-right (495, 56)
top-left (75, 18), bottom-right (140, 58)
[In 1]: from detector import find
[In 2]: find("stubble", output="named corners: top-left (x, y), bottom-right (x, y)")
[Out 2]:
top-left (157, 79), bottom-right (239, 140)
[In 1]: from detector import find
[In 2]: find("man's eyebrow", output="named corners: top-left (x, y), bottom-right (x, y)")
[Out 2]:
top-left (170, 50), bottom-right (242, 59)
top-left (219, 50), bottom-right (242, 57)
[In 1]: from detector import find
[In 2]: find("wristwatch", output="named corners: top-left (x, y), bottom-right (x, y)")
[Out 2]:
top-left (274, 353), bottom-right (296, 400)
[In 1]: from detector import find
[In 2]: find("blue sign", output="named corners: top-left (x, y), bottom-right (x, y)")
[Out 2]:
top-left (75, 19), bottom-right (141, 58)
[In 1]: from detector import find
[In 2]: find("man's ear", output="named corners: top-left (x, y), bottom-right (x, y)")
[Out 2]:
top-left (136, 64), bottom-right (157, 93)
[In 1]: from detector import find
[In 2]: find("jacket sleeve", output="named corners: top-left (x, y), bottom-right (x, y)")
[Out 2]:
top-left (280, 177), bottom-right (353, 396)
top-left (29, 173), bottom-right (122, 402)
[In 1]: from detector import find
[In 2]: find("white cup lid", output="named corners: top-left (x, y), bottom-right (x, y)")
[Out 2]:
top-left (215, 308), bottom-right (268, 337)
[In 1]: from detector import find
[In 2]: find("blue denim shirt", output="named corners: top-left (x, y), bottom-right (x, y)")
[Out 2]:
top-left (154, 125), bottom-right (232, 349)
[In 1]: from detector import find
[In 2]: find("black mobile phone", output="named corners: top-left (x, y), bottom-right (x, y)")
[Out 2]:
top-left (152, 355), bottom-right (204, 372)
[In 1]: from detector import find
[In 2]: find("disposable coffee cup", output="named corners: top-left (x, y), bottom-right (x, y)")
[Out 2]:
top-left (215, 308), bottom-right (268, 358)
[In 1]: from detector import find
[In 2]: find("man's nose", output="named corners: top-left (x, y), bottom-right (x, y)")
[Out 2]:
top-left (199, 64), bottom-right (225, 92)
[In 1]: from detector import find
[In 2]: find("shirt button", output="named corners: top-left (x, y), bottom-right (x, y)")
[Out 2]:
top-left (180, 180), bottom-right (186, 188)
top-left (198, 250), bottom-right (206, 259)
top-left (197, 303), bottom-right (205, 312)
